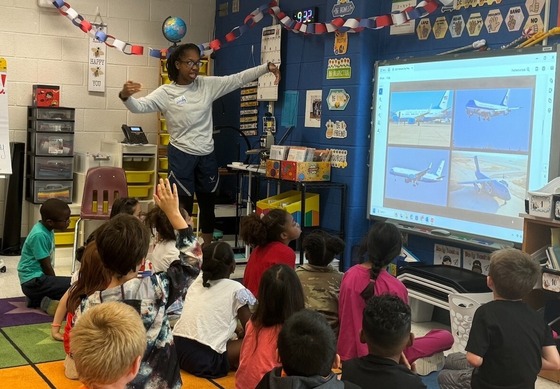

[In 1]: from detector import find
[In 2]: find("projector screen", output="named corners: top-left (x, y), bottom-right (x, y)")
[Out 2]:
top-left (368, 46), bottom-right (560, 244)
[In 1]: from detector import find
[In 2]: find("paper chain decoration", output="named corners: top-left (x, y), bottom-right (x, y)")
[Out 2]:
top-left (51, 0), bottom-right (454, 57)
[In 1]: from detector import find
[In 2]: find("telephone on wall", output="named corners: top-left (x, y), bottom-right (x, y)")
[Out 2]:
top-left (121, 124), bottom-right (149, 144)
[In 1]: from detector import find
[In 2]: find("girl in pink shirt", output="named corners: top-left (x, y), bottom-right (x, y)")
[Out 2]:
top-left (337, 222), bottom-right (453, 363)
top-left (236, 264), bottom-right (305, 389)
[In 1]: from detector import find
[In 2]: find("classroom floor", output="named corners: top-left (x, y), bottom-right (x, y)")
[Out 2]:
top-left (0, 255), bottom-right (558, 388)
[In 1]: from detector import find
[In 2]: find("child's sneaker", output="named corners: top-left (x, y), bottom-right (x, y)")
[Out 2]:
top-left (40, 296), bottom-right (59, 316)
top-left (415, 351), bottom-right (445, 376)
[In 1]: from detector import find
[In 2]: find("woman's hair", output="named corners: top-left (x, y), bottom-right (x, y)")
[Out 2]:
top-left (166, 43), bottom-right (201, 82)
top-left (252, 264), bottom-right (305, 328)
top-left (302, 230), bottom-right (345, 267)
top-left (67, 241), bottom-right (112, 313)
top-left (109, 197), bottom-right (139, 219)
top-left (358, 222), bottom-right (402, 281)
top-left (239, 209), bottom-right (290, 247)
top-left (95, 214), bottom-right (151, 278)
top-left (201, 242), bottom-right (235, 287)
top-left (144, 205), bottom-right (188, 242)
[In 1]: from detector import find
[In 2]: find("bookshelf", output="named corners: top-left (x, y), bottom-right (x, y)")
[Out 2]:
top-left (521, 214), bottom-right (560, 384)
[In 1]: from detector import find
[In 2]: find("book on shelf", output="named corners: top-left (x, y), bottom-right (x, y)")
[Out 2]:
top-left (532, 244), bottom-right (552, 269)
top-left (546, 246), bottom-right (560, 271)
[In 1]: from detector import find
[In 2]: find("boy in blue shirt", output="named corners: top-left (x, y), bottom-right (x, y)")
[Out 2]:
top-left (18, 198), bottom-right (71, 309)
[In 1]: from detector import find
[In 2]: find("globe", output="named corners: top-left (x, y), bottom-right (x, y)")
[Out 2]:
top-left (162, 16), bottom-right (187, 44)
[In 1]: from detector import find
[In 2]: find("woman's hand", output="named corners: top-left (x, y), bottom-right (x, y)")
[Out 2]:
top-left (119, 80), bottom-right (142, 100)
top-left (267, 63), bottom-right (281, 85)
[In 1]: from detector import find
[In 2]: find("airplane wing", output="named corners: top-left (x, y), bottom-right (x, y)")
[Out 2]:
top-left (414, 168), bottom-right (430, 180)
top-left (458, 178), bottom-right (497, 185)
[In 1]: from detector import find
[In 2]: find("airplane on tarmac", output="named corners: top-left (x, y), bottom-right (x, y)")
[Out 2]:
top-left (390, 160), bottom-right (446, 186)
top-left (465, 89), bottom-right (520, 120)
top-left (391, 90), bottom-right (451, 125)
top-left (457, 156), bottom-right (511, 205)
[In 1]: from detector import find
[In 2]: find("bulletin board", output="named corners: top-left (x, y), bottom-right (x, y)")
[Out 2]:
top-left (0, 58), bottom-right (12, 175)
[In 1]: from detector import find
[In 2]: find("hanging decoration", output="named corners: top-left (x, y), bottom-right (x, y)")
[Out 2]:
top-left (88, 9), bottom-right (107, 93)
top-left (49, 0), bottom-right (453, 58)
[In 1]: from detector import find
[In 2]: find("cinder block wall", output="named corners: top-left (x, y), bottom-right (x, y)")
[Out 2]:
top-left (0, 0), bottom-right (215, 238)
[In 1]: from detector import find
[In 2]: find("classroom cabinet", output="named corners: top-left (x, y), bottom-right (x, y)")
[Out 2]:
top-left (26, 106), bottom-right (75, 204)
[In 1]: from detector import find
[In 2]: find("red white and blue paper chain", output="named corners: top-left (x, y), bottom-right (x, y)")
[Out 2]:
top-left (50, 0), bottom-right (453, 58)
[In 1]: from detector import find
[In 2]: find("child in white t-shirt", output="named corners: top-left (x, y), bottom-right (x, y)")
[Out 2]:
top-left (172, 241), bottom-right (256, 378)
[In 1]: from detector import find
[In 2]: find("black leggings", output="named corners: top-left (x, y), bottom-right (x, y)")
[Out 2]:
top-left (180, 192), bottom-right (215, 234)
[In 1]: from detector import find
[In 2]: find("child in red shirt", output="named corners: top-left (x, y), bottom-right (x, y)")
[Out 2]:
top-left (240, 209), bottom-right (301, 296)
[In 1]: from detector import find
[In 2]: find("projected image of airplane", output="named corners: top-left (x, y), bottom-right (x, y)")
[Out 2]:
top-left (458, 156), bottom-right (511, 205)
top-left (391, 90), bottom-right (451, 125)
top-left (465, 89), bottom-right (520, 121)
top-left (390, 160), bottom-right (446, 186)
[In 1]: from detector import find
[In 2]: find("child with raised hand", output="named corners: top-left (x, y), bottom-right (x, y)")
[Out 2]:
top-left (71, 301), bottom-right (147, 389)
top-left (297, 229), bottom-right (345, 334)
top-left (337, 222), bottom-right (453, 371)
top-left (438, 248), bottom-right (560, 389)
top-left (172, 241), bottom-right (256, 378)
top-left (342, 294), bottom-right (426, 389)
top-left (70, 178), bottom-right (201, 389)
top-left (256, 309), bottom-right (360, 389)
top-left (240, 208), bottom-right (301, 296)
top-left (236, 264), bottom-right (305, 389)
top-left (144, 205), bottom-right (197, 273)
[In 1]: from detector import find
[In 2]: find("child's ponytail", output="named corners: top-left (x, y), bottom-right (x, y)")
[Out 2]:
top-left (201, 242), bottom-right (235, 287)
top-left (240, 209), bottom-right (289, 247)
top-left (365, 222), bottom-right (402, 281)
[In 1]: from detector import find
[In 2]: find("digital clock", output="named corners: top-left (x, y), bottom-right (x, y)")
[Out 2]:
top-left (292, 7), bottom-right (318, 24)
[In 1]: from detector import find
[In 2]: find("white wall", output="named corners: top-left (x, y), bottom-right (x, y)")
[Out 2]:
top-left (0, 0), bottom-right (216, 238)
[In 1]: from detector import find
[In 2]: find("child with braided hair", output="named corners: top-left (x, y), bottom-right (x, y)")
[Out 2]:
top-left (172, 241), bottom-right (256, 378)
top-left (337, 222), bottom-right (453, 374)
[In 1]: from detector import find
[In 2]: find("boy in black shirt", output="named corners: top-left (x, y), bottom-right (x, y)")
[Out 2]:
top-left (341, 294), bottom-right (426, 388)
top-left (439, 248), bottom-right (560, 389)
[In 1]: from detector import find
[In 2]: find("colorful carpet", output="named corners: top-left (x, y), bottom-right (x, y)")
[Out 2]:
top-left (0, 296), bottom-right (51, 327)
top-left (0, 297), bottom-right (236, 388)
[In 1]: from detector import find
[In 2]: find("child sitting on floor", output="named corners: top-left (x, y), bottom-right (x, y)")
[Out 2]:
top-left (70, 178), bottom-right (201, 389)
top-left (236, 264), bottom-right (305, 388)
top-left (51, 242), bottom-right (112, 379)
top-left (18, 198), bottom-right (71, 311)
top-left (297, 229), bottom-right (345, 334)
top-left (71, 301), bottom-right (146, 389)
top-left (256, 309), bottom-right (359, 388)
top-left (173, 241), bottom-right (256, 378)
top-left (144, 205), bottom-right (195, 273)
top-left (342, 294), bottom-right (426, 389)
top-left (337, 222), bottom-right (454, 375)
top-left (240, 209), bottom-right (301, 297)
top-left (438, 248), bottom-right (560, 389)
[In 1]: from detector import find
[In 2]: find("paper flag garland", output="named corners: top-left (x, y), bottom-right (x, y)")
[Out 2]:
top-left (49, 0), bottom-right (453, 58)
